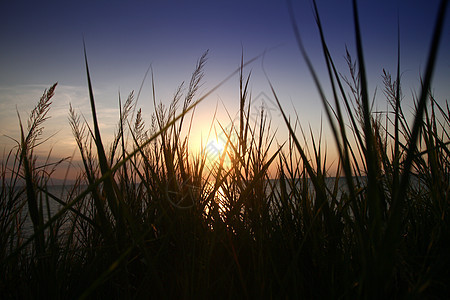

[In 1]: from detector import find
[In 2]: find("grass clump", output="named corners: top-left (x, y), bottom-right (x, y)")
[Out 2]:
top-left (1, 1), bottom-right (449, 298)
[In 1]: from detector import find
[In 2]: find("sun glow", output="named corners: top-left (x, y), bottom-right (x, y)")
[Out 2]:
top-left (205, 137), bottom-right (226, 161)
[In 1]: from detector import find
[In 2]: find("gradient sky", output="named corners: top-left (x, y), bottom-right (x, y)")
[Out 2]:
top-left (1, 0), bottom-right (449, 178)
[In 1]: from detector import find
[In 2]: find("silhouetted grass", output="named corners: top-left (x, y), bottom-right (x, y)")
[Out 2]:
top-left (1, 1), bottom-right (449, 298)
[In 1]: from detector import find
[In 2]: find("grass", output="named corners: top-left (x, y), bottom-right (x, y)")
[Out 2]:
top-left (1, 0), bottom-right (449, 298)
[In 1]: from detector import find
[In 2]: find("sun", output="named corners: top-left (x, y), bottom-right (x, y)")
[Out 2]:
top-left (206, 137), bottom-right (226, 160)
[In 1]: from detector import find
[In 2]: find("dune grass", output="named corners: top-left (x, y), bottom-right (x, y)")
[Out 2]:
top-left (1, 0), bottom-right (450, 298)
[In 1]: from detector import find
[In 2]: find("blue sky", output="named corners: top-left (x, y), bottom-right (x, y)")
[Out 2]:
top-left (1, 0), bottom-right (449, 177)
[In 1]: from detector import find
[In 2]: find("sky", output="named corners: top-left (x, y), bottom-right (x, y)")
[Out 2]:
top-left (1, 0), bottom-right (449, 179)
